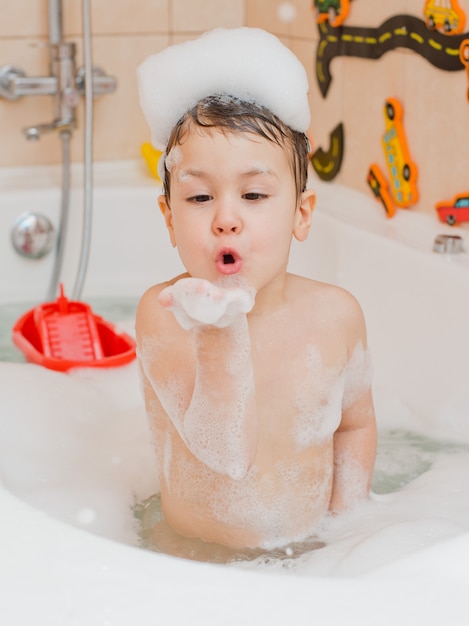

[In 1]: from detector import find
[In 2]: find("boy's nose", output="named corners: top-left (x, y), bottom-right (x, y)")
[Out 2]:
top-left (212, 204), bottom-right (242, 235)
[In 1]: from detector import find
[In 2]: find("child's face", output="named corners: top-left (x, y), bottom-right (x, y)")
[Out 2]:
top-left (159, 127), bottom-right (314, 298)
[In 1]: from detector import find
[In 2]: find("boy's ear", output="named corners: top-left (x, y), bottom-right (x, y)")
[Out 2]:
top-left (158, 194), bottom-right (177, 247)
top-left (293, 189), bottom-right (315, 242)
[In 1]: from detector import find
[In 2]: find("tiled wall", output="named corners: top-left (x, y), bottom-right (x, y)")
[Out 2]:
top-left (0, 0), bottom-right (244, 167)
top-left (246, 0), bottom-right (469, 220)
top-left (1, 0), bottom-right (468, 219)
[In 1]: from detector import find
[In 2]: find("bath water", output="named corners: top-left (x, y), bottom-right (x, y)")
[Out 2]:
top-left (1, 303), bottom-right (469, 576)
top-left (134, 429), bottom-right (469, 572)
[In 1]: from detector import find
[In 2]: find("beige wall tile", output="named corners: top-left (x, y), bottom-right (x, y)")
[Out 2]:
top-left (63, 0), bottom-right (170, 36)
top-left (2, 0), bottom-right (469, 222)
top-left (0, 34), bottom-right (169, 167)
top-left (171, 0), bottom-right (245, 32)
top-left (402, 52), bottom-right (469, 217)
top-left (280, 1), bottom-right (469, 220)
top-left (247, 0), bottom-right (292, 36)
top-left (247, 0), bottom-right (317, 40)
top-left (0, 38), bottom-right (58, 167)
top-left (338, 53), bottom-right (408, 196)
top-left (88, 35), bottom-right (170, 161)
top-left (291, 0), bottom-right (320, 40)
top-left (0, 0), bottom-right (47, 37)
top-left (346, 0), bottom-right (414, 27)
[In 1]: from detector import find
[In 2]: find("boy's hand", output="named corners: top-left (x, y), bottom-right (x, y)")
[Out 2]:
top-left (158, 277), bottom-right (256, 330)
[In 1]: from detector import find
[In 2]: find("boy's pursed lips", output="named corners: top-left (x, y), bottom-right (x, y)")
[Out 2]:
top-left (215, 247), bottom-right (243, 275)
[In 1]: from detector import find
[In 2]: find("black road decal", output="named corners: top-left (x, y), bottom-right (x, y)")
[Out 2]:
top-left (316, 14), bottom-right (467, 97)
top-left (310, 122), bottom-right (344, 181)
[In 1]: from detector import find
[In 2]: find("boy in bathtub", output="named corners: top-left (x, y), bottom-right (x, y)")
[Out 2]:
top-left (135, 28), bottom-right (376, 556)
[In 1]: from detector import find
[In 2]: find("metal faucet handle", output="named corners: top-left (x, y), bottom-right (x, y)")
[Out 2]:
top-left (0, 64), bottom-right (57, 99)
top-left (23, 119), bottom-right (75, 141)
top-left (0, 65), bottom-right (26, 100)
top-left (76, 66), bottom-right (117, 96)
top-left (1, 63), bottom-right (116, 101)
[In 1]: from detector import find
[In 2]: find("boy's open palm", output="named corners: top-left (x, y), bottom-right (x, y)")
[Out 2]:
top-left (158, 277), bottom-right (256, 330)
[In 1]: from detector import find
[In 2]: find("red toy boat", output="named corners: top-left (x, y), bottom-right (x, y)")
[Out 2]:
top-left (12, 285), bottom-right (136, 372)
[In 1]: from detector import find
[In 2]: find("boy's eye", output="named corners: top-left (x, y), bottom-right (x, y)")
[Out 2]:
top-left (188, 194), bottom-right (212, 203)
top-left (243, 192), bottom-right (267, 201)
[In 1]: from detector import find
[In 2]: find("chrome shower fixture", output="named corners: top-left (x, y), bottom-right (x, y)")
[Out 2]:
top-left (0, 7), bottom-right (116, 140)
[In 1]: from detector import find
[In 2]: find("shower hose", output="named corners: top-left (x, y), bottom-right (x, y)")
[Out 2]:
top-left (47, 0), bottom-right (94, 302)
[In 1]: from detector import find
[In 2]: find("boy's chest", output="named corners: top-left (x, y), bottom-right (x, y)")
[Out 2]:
top-left (249, 326), bottom-right (344, 441)
top-left (249, 317), bottom-right (342, 385)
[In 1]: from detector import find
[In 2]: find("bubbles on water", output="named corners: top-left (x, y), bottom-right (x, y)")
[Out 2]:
top-left (135, 491), bottom-right (326, 566)
top-left (3, 301), bottom-right (469, 576)
top-left (0, 341), bottom-right (157, 546)
top-left (372, 429), bottom-right (466, 494)
top-left (132, 427), bottom-right (469, 574)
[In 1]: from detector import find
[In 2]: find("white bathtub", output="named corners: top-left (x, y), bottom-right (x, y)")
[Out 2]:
top-left (1, 162), bottom-right (469, 625)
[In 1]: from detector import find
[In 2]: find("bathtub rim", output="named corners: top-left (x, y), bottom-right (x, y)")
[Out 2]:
top-left (1, 485), bottom-right (469, 626)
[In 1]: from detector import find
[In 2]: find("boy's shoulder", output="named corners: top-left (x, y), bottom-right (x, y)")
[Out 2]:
top-left (136, 281), bottom-right (166, 318)
top-left (288, 273), bottom-right (366, 333)
top-left (138, 273), bottom-right (189, 305)
top-left (289, 273), bottom-right (359, 304)
top-left (136, 274), bottom-right (187, 332)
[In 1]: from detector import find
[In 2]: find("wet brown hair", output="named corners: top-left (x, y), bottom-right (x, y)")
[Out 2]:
top-left (162, 94), bottom-right (310, 204)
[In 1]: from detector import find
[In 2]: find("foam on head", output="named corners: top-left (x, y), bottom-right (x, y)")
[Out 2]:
top-left (165, 146), bottom-right (182, 173)
top-left (137, 27), bottom-right (310, 152)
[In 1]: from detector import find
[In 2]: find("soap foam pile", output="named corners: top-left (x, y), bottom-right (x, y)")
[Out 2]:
top-left (1, 338), bottom-right (469, 575)
top-left (137, 27), bottom-right (310, 151)
top-left (247, 431), bottom-right (469, 576)
top-left (0, 355), bottom-right (158, 545)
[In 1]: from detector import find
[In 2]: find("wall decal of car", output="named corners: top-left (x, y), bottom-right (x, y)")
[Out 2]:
top-left (367, 163), bottom-right (396, 218)
top-left (367, 98), bottom-right (419, 217)
top-left (435, 192), bottom-right (469, 225)
top-left (459, 38), bottom-right (469, 102)
top-left (381, 98), bottom-right (419, 209)
top-left (423, 0), bottom-right (466, 35)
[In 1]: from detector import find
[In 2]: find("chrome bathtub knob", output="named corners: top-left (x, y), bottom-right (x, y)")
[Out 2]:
top-left (11, 212), bottom-right (55, 259)
top-left (433, 234), bottom-right (465, 254)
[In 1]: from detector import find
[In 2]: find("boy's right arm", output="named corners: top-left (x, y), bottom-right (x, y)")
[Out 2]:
top-left (136, 279), bottom-right (259, 480)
